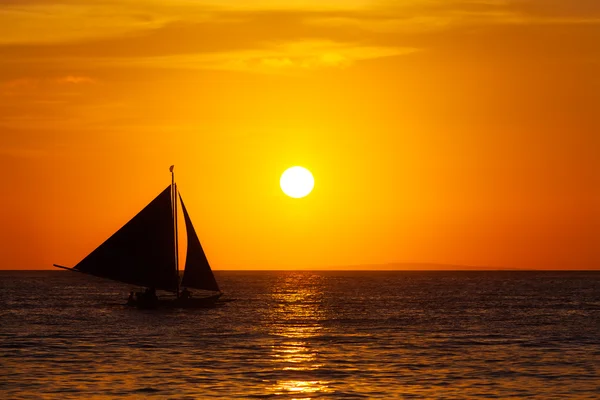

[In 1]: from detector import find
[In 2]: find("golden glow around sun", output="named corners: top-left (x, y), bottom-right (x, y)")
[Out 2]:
top-left (280, 166), bottom-right (314, 198)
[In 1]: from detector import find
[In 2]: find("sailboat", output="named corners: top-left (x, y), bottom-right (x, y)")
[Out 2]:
top-left (53, 166), bottom-right (222, 309)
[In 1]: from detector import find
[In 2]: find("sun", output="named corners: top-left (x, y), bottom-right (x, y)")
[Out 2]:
top-left (280, 166), bottom-right (314, 198)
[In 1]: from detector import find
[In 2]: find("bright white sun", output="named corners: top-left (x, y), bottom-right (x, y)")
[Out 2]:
top-left (280, 166), bottom-right (314, 198)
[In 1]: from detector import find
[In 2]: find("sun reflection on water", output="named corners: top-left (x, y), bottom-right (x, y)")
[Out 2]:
top-left (272, 379), bottom-right (331, 400)
top-left (267, 273), bottom-right (332, 398)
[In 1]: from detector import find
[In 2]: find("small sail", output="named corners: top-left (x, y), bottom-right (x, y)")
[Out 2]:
top-left (73, 186), bottom-right (178, 292)
top-left (180, 196), bottom-right (220, 292)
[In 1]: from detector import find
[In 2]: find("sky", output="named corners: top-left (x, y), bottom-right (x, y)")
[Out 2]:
top-left (0, 0), bottom-right (598, 270)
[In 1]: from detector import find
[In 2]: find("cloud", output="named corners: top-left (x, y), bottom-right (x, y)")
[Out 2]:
top-left (56, 75), bottom-right (96, 84)
top-left (506, 0), bottom-right (600, 18)
top-left (1, 76), bottom-right (96, 97)
top-left (2, 76), bottom-right (95, 86)
top-left (260, 40), bottom-right (416, 70)
top-left (97, 40), bottom-right (416, 73)
top-left (0, 1), bottom-right (176, 45)
top-left (0, 8), bottom-right (422, 73)
top-left (0, 1), bottom-right (598, 47)
top-left (0, 146), bottom-right (48, 159)
top-left (2, 78), bottom-right (37, 88)
top-left (0, 0), bottom-right (598, 77)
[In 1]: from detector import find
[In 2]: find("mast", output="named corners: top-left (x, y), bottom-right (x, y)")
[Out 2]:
top-left (170, 165), bottom-right (180, 298)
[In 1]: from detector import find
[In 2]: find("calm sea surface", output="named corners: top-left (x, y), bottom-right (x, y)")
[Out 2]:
top-left (1, 270), bottom-right (599, 399)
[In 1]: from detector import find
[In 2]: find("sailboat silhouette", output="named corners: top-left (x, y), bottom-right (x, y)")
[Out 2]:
top-left (54, 166), bottom-right (222, 308)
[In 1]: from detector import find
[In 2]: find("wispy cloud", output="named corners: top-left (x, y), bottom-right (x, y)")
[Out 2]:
top-left (2, 78), bottom-right (36, 89)
top-left (89, 40), bottom-right (417, 73)
top-left (1, 76), bottom-right (96, 97)
top-left (56, 75), bottom-right (96, 84)
top-left (0, 0), bottom-right (598, 76)
top-left (0, 146), bottom-right (48, 159)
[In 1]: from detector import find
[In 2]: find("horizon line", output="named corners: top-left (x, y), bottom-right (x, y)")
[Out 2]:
top-left (3, 262), bottom-right (598, 272)
top-left (3, 268), bottom-right (599, 272)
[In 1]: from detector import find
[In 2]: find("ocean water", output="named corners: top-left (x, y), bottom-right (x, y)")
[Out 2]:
top-left (1, 271), bottom-right (599, 399)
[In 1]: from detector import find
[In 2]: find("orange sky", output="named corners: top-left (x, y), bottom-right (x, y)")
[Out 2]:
top-left (0, 0), bottom-right (598, 270)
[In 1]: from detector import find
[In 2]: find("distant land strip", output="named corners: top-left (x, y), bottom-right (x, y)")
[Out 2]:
top-left (318, 263), bottom-right (524, 271)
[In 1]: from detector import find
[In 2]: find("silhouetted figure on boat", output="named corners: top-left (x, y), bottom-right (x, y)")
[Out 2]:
top-left (181, 287), bottom-right (192, 300)
top-left (145, 287), bottom-right (158, 301)
top-left (127, 291), bottom-right (136, 306)
top-left (129, 287), bottom-right (158, 309)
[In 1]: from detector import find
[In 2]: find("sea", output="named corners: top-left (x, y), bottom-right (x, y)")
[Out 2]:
top-left (1, 270), bottom-right (599, 399)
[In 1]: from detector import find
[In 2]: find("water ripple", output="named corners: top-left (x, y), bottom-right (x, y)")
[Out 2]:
top-left (1, 270), bottom-right (599, 399)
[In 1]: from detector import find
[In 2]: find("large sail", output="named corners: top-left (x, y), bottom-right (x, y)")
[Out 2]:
top-left (180, 196), bottom-right (220, 292)
top-left (73, 186), bottom-right (178, 292)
